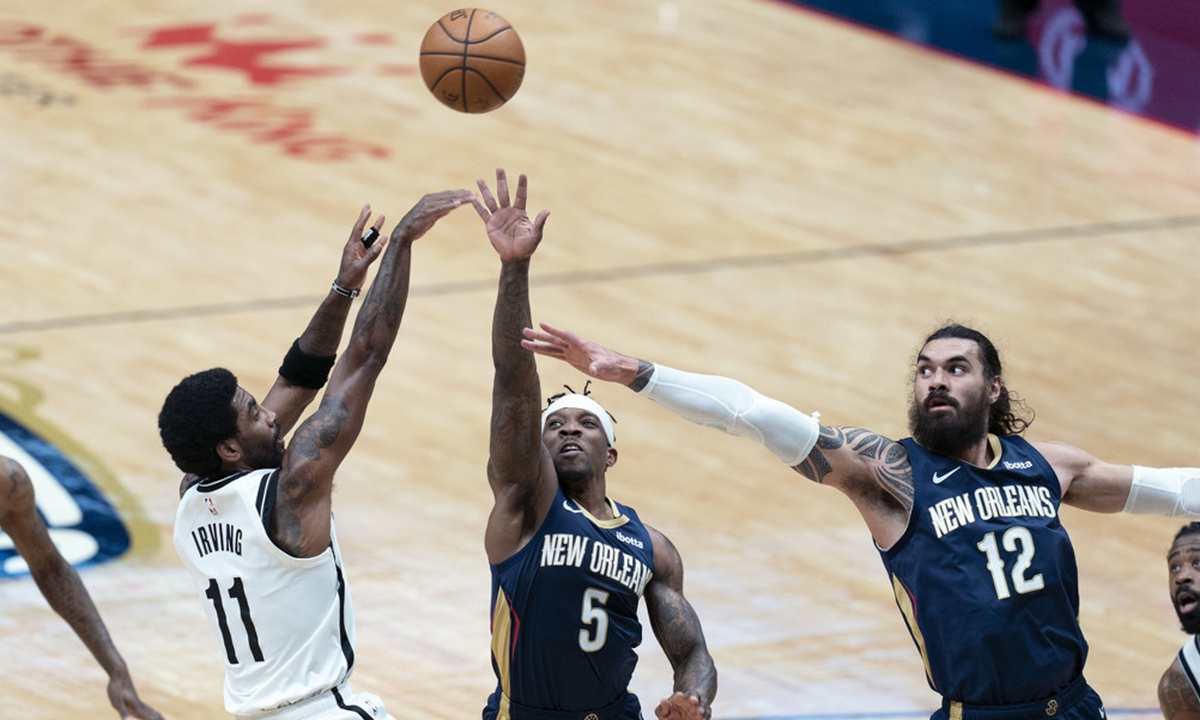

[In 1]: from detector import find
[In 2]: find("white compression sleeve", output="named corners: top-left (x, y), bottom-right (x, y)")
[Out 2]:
top-left (637, 364), bottom-right (820, 466)
top-left (1124, 466), bottom-right (1200, 517)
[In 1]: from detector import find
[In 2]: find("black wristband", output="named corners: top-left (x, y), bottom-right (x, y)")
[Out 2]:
top-left (278, 339), bottom-right (336, 389)
top-left (331, 280), bottom-right (360, 298)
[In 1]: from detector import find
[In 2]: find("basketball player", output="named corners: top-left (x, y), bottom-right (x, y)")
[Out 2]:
top-left (522, 321), bottom-right (1200, 720)
top-left (1159, 522), bottom-right (1200, 720)
top-left (159, 190), bottom-right (473, 719)
top-left (472, 168), bottom-right (717, 720)
top-left (0, 453), bottom-right (163, 720)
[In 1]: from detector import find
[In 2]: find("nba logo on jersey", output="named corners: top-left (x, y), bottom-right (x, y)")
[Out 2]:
top-left (0, 411), bottom-right (132, 578)
top-left (206, 498), bottom-right (218, 515)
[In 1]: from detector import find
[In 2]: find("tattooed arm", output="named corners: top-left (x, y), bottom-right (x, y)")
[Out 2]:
top-left (472, 168), bottom-right (555, 564)
top-left (261, 205), bottom-right (388, 436)
top-left (795, 425), bottom-right (913, 548)
top-left (0, 456), bottom-right (164, 720)
top-left (271, 190), bottom-right (473, 558)
top-left (1160, 657), bottom-right (1200, 720)
top-left (520, 325), bottom-right (914, 546)
top-left (644, 525), bottom-right (717, 720)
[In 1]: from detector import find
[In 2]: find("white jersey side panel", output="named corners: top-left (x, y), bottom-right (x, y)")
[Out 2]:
top-left (173, 469), bottom-right (356, 715)
top-left (1180, 635), bottom-right (1200, 701)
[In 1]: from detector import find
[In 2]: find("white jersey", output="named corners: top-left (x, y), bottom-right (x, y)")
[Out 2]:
top-left (174, 469), bottom-right (356, 716)
top-left (1179, 635), bottom-right (1200, 701)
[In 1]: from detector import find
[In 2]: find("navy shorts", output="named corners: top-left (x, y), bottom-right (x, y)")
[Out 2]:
top-left (932, 676), bottom-right (1104, 720)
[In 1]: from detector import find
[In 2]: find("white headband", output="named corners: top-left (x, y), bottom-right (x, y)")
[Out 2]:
top-left (541, 394), bottom-right (616, 446)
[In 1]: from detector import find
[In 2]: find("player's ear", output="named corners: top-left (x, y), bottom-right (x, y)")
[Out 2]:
top-left (217, 438), bottom-right (241, 464)
top-left (989, 375), bottom-right (1003, 403)
top-left (606, 447), bottom-right (618, 469)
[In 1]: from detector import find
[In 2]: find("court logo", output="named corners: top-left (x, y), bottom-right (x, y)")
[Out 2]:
top-left (0, 411), bottom-right (131, 579)
top-left (0, 17), bottom-right (403, 162)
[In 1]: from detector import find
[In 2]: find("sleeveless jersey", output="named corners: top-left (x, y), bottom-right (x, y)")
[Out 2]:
top-left (1178, 635), bottom-right (1200, 700)
top-left (881, 436), bottom-right (1087, 705)
top-left (174, 469), bottom-right (356, 715)
top-left (484, 488), bottom-right (655, 720)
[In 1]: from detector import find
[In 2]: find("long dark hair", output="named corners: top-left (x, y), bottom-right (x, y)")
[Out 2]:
top-left (922, 324), bottom-right (1034, 436)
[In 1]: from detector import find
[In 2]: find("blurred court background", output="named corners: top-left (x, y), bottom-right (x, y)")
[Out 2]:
top-left (0, 0), bottom-right (1198, 718)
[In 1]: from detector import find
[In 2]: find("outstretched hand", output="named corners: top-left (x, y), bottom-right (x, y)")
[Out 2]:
top-left (522, 323), bottom-right (638, 385)
top-left (655, 692), bottom-right (710, 720)
top-left (107, 674), bottom-right (164, 720)
top-left (391, 189), bottom-right (477, 246)
top-left (472, 167), bottom-right (550, 261)
top-left (336, 204), bottom-right (388, 293)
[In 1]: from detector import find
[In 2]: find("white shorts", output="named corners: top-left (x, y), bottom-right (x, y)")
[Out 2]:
top-left (235, 684), bottom-right (392, 720)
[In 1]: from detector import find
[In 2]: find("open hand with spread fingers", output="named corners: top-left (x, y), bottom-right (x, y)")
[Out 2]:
top-left (472, 167), bottom-right (550, 261)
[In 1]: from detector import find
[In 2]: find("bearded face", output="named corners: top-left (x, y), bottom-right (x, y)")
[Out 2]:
top-left (1168, 538), bottom-right (1200, 634)
top-left (908, 384), bottom-right (991, 457)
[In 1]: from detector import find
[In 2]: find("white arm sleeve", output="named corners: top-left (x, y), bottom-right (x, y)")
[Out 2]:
top-left (638, 364), bottom-right (820, 467)
top-left (1124, 466), bottom-right (1200, 517)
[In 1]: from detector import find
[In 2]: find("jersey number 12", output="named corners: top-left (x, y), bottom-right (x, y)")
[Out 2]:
top-left (976, 527), bottom-right (1045, 600)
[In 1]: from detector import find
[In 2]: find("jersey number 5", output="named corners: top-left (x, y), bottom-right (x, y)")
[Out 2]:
top-left (206, 577), bottom-right (265, 664)
top-left (579, 587), bottom-right (610, 653)
top-left (976, 527), bottom-right (1045, 600)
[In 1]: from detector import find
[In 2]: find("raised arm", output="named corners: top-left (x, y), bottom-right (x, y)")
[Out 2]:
top-left (0, 456), bottom-right (163, 720)
top-left (521, 323), bottom-right (915, 546)
top-left (272, 190), bottom-right (473, 557)
top-left (643, 525), bottom-right (716, 720)
top-left (472, 169), bottom-right (554, 564)
top-left (260, 205), bottom-right (388, 435)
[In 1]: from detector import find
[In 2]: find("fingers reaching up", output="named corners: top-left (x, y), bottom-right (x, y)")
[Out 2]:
top-left (392, 189), bottom-right (477, 245)
top-left (473, 168), bottom-right (550, 261)
top-left (337, 204), bottom-right (388, 292)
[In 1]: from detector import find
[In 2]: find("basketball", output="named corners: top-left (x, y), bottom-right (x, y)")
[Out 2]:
top-left (419, 9), bottom-right (525, 114)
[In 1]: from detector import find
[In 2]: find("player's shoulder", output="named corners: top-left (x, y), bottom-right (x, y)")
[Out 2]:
top-left (642, 521), bottom-right (682, 570)
top-left (1159, 654), bottom-right (1200, 720)
top-left (1026, 439), bottom-right (1094, 469)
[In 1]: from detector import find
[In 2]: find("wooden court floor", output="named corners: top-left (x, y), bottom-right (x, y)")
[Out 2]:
top-left (1, 0), bottom-right (1199, 717)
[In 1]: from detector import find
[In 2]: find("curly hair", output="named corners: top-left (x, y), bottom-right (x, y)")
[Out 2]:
top-left (1174, 522), bottom-right (1200, 544)
top-left (921, 324), bottom-right (1035, 437)
top-left (158, 367), bottom-right (239, 477)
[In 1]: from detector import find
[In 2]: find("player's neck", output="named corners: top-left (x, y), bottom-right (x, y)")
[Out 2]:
top-left (947, 436), bottom-right (994, 467)
top-left (565, 481), bottom-right (611, 520)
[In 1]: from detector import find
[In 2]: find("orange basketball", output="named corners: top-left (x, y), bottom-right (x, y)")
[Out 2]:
top-left (419, 9), bottom-right (525, 114)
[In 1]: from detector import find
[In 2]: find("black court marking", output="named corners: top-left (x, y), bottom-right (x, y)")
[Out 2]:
top-left (2, 214), bottom-right (1198, 335)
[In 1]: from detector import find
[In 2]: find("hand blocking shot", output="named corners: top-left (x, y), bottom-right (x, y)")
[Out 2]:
top-left (158, 190), bottom-right (473, 720)
top-left (472, 168), bottom-right (717, 720)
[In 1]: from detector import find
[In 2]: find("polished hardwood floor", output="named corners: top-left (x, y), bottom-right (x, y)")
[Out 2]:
top-left (1, 0), bottom-right (1198, 717)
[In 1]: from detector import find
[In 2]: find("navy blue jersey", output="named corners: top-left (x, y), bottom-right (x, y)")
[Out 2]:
top-left (881, 435), bottom-right (1087, 705)
top-left (484, 488), bottom-right (655, 720)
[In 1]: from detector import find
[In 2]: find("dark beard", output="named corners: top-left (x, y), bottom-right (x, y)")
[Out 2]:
top-left (241, 429), bottom-right (284, 470)
top-left (1180, 610), bottom-right (1200, 635)
top-left (909, 390), bottom-right (989, 456)
top-left (1176, 591), bottom-right (1200, 634)
top-left (555, 463), bottom-right (592, 493)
